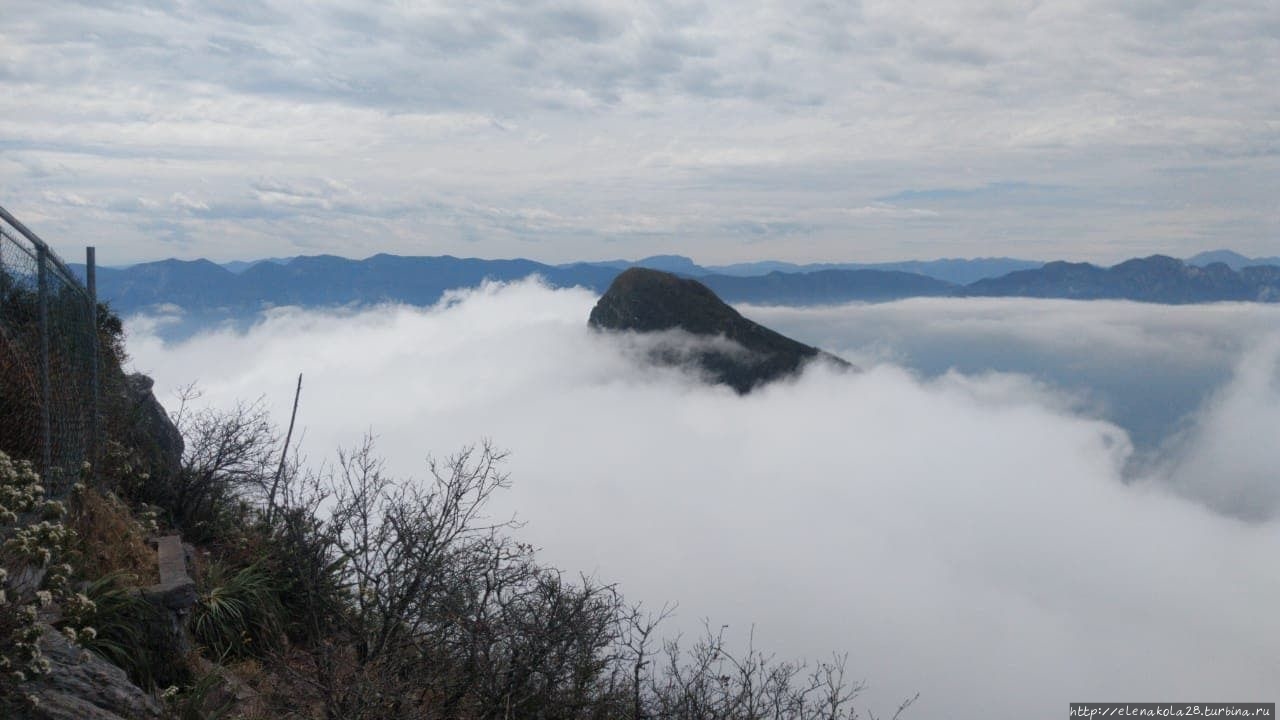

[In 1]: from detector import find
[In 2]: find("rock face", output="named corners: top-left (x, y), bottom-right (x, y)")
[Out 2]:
top-left (123, 373), bottom-right (184, 482)
top-left (588, 268), bottom-right (849, 393)
top-left (21, 625), bottom-right (165, 720)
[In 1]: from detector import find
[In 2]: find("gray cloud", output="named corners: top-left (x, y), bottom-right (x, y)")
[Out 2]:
top-left (876, 182), bottom-right (1077, 206)
top-left (748, 298), bottom-right (1280, 456)
top-left (126, 284), bottom-right (1280, 718)
top-left (1158, 339), bottom-right (1280, 521)
top-left (1, 0), bottom-right (1276, 264)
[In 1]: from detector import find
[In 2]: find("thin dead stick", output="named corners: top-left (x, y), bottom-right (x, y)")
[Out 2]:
top-left (267, 373), bottom-right (302, 524)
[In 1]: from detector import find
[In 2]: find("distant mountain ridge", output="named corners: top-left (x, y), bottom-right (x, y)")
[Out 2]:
top-left (961, 255), bottom-right (1280, 303)
top-left (141, 248), bottom-right (1278, 282)
top-left (1184, 249), bottom-right (1280, 270)
top-left (78, 254), bottom-right (964, 318)
top-left (565, 255), bottom-right (1042, 285)
top-left (220, 257), bottom-right (294, 274)
top-left (71, 252), bottom-right (1280, 339)
top-left (707, 257), bottom-right (1045, 285)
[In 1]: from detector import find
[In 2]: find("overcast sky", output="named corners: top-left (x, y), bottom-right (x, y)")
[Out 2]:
top-left (2, 0), bottom-right (1277, 265)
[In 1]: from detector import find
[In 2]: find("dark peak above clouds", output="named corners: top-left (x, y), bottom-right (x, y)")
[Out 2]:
top-left (589, 268), bottom-right (751, 335)
top-left (588, 268), bottom-right (850, 394)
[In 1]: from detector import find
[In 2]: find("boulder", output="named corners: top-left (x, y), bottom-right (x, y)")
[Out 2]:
top-left (20, 625), bottom-right (164, 720)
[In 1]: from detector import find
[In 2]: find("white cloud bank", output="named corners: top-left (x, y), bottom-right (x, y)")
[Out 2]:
top-left (126, 282), bottom-right (1280, 718)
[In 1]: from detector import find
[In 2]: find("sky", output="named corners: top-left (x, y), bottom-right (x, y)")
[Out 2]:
top-left (2, 0), bottom-right (1277, 266)
top-left (126, 284), bottom-right (1280, 719)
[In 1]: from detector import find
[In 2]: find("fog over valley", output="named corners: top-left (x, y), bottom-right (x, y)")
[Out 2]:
top-left (5, 0), bottom-right (1277, 715)
top-left (125, 281), bottom-right (1280, 719)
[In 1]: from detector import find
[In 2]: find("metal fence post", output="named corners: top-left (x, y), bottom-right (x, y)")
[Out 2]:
top-left (36, 244), bottom-right (52, 487)
top-left (87, 246), bottom-right (99, 486)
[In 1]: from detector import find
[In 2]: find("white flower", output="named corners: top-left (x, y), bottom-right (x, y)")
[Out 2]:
top-left (35, 591), bottom-right (53, 607)
top-left (69, 593), bottom-right (95, 613)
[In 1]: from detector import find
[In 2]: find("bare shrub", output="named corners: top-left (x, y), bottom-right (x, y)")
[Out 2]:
top-left (107, 389), bottom-right (913, 720)
top-left (262, 437), bottom-right (909, 720)
top-left (168, 388), bottom-right (277, 543)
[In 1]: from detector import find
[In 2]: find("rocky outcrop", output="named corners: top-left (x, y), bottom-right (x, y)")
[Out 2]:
top-left (589, 268), bottom-right (851, 393)
top-left (20, 625), bottom-right (164, 720)
top-left (122, 373), bottom-right (183, 482)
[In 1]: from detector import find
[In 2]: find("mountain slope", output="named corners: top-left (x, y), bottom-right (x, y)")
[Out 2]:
top-left (705, 257), bottom-right (1043, 284)
top-left (961, 255), bottom-right (1280, 302)
top-left (588, 268), bottom-right (850, 393)
top-left (83, 255), bottom-right (962, 316)
top-left (1186, 250), bottom-right (1280, 270)
top-left (75, 253), bottom-right (1280, 333)
top-left (572, 255), bottom-right (1041, 283)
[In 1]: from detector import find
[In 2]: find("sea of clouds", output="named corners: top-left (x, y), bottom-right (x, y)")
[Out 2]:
top-left (126, 280), bottom-right (1280, 719)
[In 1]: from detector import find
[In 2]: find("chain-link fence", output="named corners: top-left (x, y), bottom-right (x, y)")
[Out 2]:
top-left (0, 206), bottom-right (99, 496)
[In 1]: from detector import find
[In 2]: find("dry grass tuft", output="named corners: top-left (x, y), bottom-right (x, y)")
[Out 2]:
top-left (70, 487), bottom-right (160, 584)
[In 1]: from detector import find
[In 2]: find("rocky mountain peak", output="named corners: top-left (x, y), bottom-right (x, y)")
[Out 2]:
top-left (588, 268), bottom-right (849, 393)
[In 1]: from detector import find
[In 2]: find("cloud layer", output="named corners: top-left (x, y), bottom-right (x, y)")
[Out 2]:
top-left (126, 283), bottom-right (1280, 718)
top-left (3, 0), bottom-right (1277, 264)
top-left (748, 298), bottom-right (1280, 452)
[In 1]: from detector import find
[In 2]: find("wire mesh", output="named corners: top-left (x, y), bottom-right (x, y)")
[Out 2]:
top-left (0, 218), bottom-right (98, 496)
